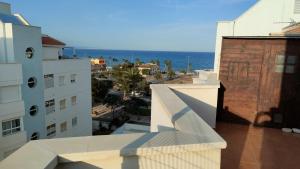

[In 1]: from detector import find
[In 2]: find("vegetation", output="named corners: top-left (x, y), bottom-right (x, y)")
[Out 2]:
top-left (135, 58), bottom-right (143, 66)
top-left (150, 59), bottom-right (160, 67)
top-left (154, 71), bottom-right (163, 80)
top-left (141, 69), bottom-right (150, 75)
top-left (112, 61), bottom-right (146, 99)
top-left (125, 97), bottom-right (150, 118)
top-left (164, 60), bottom-right (175, 79)
top-left (179, 69), bottom-right (187, 74)
top-left (91, 74), bottom-right (113, 104)
top-left (104, 94), bottom-right (122, 119)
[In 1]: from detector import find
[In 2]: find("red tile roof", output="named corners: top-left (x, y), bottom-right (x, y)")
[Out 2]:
top-left (42, 35), bottom-right (66, 46)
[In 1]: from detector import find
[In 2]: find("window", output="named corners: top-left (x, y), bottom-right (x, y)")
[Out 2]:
top-left (45, 99), bottom-right (55, 114)
top-left (29, 105), bottom-right (38, 116)
top-left (27, 77), bottom-right (37, 88)
top-left (46, 123), bottom-right (56, 137)
top-left (72, 117), bottom-right (78, 127)
top-left (70, 74), bottom-right (76, 83)
top-left (60, 99), bottom-right (66, 110)
top-left (25, 47), bottom-right (34, 59)
top-left (71, 96), bottom-right (77, 105)
top-left (59, 76), bottom-right (65, 86)
top-left (275, 55), bottom-right (297, 74)
top-left (30, 132), bottom-right (39, 140)
top-left (2, 119), bottom-right (21, 136)
top-left (44, 74), bottom-right (54, 89)
top-left (60, 122), bottom-right (67, 132)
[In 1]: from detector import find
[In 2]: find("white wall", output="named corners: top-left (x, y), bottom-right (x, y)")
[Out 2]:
top-left (151, 84), bottom-right (220, 131)
top-left (12, 24), bottom-right (46, 140)
top-left (0, 64), bottom-right (22, 86)
top-left (43, 59), bottom-right (92, 138)
top-left (42, 46), bottom-right (60, 60)
top-left (214, 0), bottom-right (300, 77)
top-left (0, 86), bottom-right (21, 104)
top-left (171, 86), bottom-right (219, 128)
top-left (0, 23), bottom-right (15, 63)
top-left (0, 64), bottom-right (26, 160)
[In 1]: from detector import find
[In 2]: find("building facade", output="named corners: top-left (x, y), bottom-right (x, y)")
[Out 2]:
top-left (214, 0), bottom-right (300, 77)
top-left (0, 2), bottom-right (91, 160)
top-left (215, 0), bottom-right (300, 127)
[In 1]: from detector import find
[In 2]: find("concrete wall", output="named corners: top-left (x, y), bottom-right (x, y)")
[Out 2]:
top-left (42, 46), bottom-right (60, 60)
top-left (171, 86), bottom-right (219, 128)
top-left (43, 59), bottom-right (92, 138)
top-left (151, 84), bottom-right (220, 130)
top-left (12, 24), bottom-right (46, 140)
top-left (214, 0), bottom-right (300, 77)
top-left (0, 23), bottom-right (15, 63)
top-left (64, 149), bottom-right (221, 169)
top-left (0, 64), bottom-right (26, 160)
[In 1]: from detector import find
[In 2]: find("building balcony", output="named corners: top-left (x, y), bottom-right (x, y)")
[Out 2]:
top-left (0, 63), bottom-right (22, 87)
top-left (0, 101), bottom-right (24, 119)
top-left (0, 83), bottom-right (226, 169)
top-left (0, 131), bottom-right (27, 152)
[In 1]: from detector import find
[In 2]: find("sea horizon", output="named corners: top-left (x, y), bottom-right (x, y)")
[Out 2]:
top-left (63, 48), bottom-right (215, 71)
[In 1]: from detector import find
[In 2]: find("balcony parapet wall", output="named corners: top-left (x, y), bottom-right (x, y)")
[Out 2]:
top-left (0, 84), bottom-right (226, 169)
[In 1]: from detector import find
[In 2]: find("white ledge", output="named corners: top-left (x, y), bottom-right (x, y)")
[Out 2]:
top-left (0, 84), bottom-right (226, 169)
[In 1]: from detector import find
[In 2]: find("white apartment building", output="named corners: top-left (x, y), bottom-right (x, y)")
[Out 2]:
top-left (0, 2), bottom-right (91, 160)
top-left (214, 0), bottom-right (300, 77)
top-left (42, 36), bottom-right (92, 138)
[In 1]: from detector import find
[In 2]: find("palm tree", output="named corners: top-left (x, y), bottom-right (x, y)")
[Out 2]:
top-left (112, 65), bottom-right (143, 99)
top-left (164, 60), bottom-right (175, 79)
top-left (135, 58), bottom-right (142, 66)
top-left (154, 71), bottom-right (162, 80)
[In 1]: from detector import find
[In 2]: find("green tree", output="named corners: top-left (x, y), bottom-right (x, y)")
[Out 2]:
top-left (135, 58), bottom-right (143, 66)
top-left (164, 60), bottom-right (175, 79)
top-left (92, 76), bottom-right (113, 104)
top-left (112, 64), bottom-right (144, 99)
top-left (154, 71), bottom-right (162, 80)
top-left (150, 59), bottom-right (160, 68)
top-left (104, 94), bottom-right (121, 119)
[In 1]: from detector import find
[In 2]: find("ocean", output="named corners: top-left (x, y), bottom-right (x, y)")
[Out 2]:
top-left (63, 49), bottom-right (214, 71)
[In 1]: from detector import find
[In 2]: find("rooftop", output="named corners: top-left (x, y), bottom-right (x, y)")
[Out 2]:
top-left (0, 83), bottom-right (226, 169)
top-left (42, 35), bottom-right (66, 47)
top-left (217, 122), bottom-right (300, 169)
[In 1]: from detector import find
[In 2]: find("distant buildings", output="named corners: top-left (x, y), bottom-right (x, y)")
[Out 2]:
top-left (0, 2), bottom-right (91, 160)
top-left (0, 2), bottom-right (226, 168)
top-left (90, 58), bottom-right (107, 72)
top-left (137, 63), bottom-right (159, 77)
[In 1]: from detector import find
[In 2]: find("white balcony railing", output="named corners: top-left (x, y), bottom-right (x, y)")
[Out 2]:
top-left (0, 84), bottom-right (226, 169)
top-left (0, 64), bottom-right (22, 87)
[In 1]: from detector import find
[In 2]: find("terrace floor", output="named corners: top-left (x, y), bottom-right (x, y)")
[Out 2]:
top-left (216, 122), bottom-right (300, 169)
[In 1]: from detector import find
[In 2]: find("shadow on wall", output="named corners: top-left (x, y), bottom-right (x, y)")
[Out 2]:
top-left (121, 133), bottom-right (158, 169)
top-left (217, 38), bottom-right (300, 169)
top-left (172, 90), bottom-right (217, 127)
top-left (217, 38), bottom-right (300, 129)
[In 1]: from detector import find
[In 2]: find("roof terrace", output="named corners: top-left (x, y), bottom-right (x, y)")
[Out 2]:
top-left (0, 83), bottom-right (226, 169)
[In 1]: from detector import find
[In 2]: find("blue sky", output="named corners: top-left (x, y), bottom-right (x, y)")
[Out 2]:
top-left (5, 0), bottom-right (256, 52)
